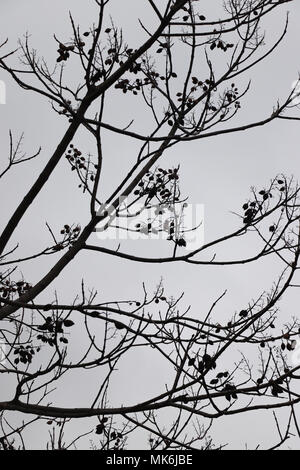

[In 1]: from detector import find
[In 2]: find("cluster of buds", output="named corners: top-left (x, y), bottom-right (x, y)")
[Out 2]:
top-left (222, 383), bottom-right (238, 401)
top-left (37, 316), bottom-right (74, 347)
top-left (13, 344), bottom-right (37, 366)
top-left (126, 50), bottom-right (142, 75)
top-left (102, 42), bottom-right (142, 73)
top-left (174, 78), bottom-right (214, 112)
top-left (134, 167), bottom-right (180, 205)
top-left (182, 12), bottom-right (206, 22)
top-left (242, 179), bottom-right (286, 226)
top-left (58, 100), bottom-right (73, 119)
top-left (104, 46), bottom-right (118, 66)
top-left (190, 77), bottom-right (214, 92)
top-left (280, 332), bottom-right (297, 352)
top-left (0, 278), bottom-right (31, 301)
top-left (210, 40), bottom-right (234, 52)
top-left (110, 431), bottom-right (124, 448)
top-left (114, 71), bottom-right (154, 96)
top-left (65, 144), bottom-right (98, 190)
top-left (60, 224), bottom-right (81, 243)
top-left (166, 219), bottom-right (187, 247)
top-left (66, 145), bottom-right (86, 171)
top-left (242, 201), bottom-right (260, 225)
top-left (115, 78), bottom-right (136, 94)
top-left (130, 167), bottom-right (189, 247)
top-left (114, 67), bottom-right (177, 96)
top-left (95, 417), bottom-right (108, 435)
top-left (51, 224), bottom-right (81, 252)
top-left (225, 83), bottom-right (241, 109)
top-left (57, 43), bottom-right (74, 62)
top-left (269, 379), bottom-right (285, 398)
top-left (198, 353), bottom-right (217, 372)
top-left (209, 370), bottom-right (230, 386)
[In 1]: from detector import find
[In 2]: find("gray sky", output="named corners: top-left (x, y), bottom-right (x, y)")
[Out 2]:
top-left (1, 0), bottom-right (300, 449)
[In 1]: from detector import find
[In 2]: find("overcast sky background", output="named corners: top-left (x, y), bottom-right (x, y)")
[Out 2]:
top-left (1, 0), bottom-right (300, 450)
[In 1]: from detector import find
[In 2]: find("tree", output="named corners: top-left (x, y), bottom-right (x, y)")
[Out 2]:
top-left (0, 0), bottom-right (300, 450)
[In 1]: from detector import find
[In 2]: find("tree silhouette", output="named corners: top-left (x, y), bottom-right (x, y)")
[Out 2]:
top-left (0, 0), bottom-right (300, 450)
